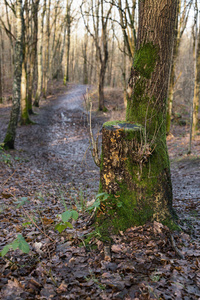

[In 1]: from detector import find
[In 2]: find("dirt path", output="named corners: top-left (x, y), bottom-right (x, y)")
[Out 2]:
top-left (1, 84), bottom-right (103, 200)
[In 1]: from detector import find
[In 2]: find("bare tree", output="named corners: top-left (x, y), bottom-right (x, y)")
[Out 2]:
top-left (81, 0), bottom-right (112, 110)
top-left (27, 0), bottom-right (39, 114)
top-left (166, 0), bottom-right (192, 134)
top-left (34, 0), bottom-right (46, 107)
top-left (192, 0), bottom-right (200, 138)
top-left (63, 0), bottom-right (74, 85)
top-left (43, 0), bottom-right (51, 98)
top-left (4, 0), bottom-right (23, 149)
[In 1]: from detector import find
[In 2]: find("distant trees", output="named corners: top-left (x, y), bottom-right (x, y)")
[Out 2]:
top-left (0, 0), bottom-right (199, 149)
top-left (81, 0), bottom-right (113, 111)
top-left (166, 0), bottom-right (192, 134)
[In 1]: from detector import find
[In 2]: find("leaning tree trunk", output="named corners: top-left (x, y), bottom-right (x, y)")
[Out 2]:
top-left (4, 0), bottom-right (23, 149)
top-left (98, 0), bottom-right (178, 239)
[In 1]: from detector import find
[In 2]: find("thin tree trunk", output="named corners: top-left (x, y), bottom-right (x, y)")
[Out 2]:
top-left (34, 0), bottom-right (46, 106)
top-left (64, 0), bottom-right (71, 85)
top-left (20, 61), bottom-right (32, 124)
top-left (54, 0), bottom-right (69, 79)
top-left (0, 33), bottom-right (2, 103)
top-left (192, 10), bottom-right (200, 138)
top-left (83, 33), bottom-right (88, 84)
top-left (43, 0), bottom-right (51, 98)
top-left (0, 28), bottom-right (4, 100)
top-left (27, 0), bottom-right (39, 114)
top-left (166, 0), bottom-right (192, 134)
top-left (123, 37), bottom-right (127, 108)
top-left (4, 0), bottom-right (23, 149)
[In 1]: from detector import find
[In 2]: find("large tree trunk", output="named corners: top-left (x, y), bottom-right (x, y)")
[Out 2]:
top-left (98, 0), bottom-right (178, 238)
top-left (4, 0), bottom-right (23, 149)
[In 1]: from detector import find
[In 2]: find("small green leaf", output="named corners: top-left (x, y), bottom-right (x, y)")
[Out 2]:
top-left (22, 221), bottom-right (32, 227)
top-left (17, 235), bottom-right (30, 253)
top-left (64, 222), bottom-right (73, 229)
top-left (0, 245), bottom-right (11, 257)
top-left (19, 240), bottom-right (30, 254)
top-left (55, 223), bottom-right (68, 233)
top-left (61, 211), bottom-right (72, 222)
top-left (103, 194), bottom-right (109, 201)
top-left (11, 239), bottom-right (20, 250)
top-left (96, 193), bottom-right (106, 199)
top-left (16, 197), bottom-right (29, 208)
top-left (71, 210), bottom-right (79, 221)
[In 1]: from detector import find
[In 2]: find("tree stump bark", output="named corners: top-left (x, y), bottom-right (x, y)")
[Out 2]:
top-left (97, 121), bottom-right (176, 241)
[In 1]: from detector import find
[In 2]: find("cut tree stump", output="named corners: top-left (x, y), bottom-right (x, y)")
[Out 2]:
top-left (97, 121), bottom-right (176, 241)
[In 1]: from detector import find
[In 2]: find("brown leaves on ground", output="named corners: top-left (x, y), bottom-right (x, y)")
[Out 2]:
top-left (0, 83), bottom-right (200, 299)
top-left (1, 216), bottom-right (200, 299)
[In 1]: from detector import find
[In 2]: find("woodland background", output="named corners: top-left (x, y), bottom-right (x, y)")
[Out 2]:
top-left (0, 1), bottom-right (200, 299)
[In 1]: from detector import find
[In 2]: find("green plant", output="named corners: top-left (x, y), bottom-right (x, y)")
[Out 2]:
top-left (74, 188), bottom-right (88, 212)
top-left (85, 271), bottom-right (106, 290)
top-left (16, 197), bottom-right (30, 208)
top-left (0, 144), bottom-right (12, 165)
top-left (0, 234), bottom-right (30, 257)
top-left (55, 209), bottom-right (79, 233)
top-left (150, 271), bottom-right (162, 282)
top-left (87, 192), bottom-right (110, 212)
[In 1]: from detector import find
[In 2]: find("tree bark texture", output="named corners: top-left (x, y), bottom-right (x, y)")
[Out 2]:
top-left (27, 0), bottom-right (39, 113)
top-left (64, 0), bottom-right (71, 84)
top-left (0, 46), bottom-right (2, 103)
top-left (43, 0), bottom-right (51, 97)
top-left (20, 61), bottom-right (32, 124)
top-left (98, 0), bottom-right (178, 237)
top-left (126, 0), bottom-right (177, 219)
top-left (192, 20), bottom-right (200, 138)
top-left (4, 0), bottom-right (23, 149)
top-left (35, 1), bottom-right (46, 106)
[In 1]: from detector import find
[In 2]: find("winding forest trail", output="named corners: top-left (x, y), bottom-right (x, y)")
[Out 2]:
top-left (1, 84), bottom-right (103, 200)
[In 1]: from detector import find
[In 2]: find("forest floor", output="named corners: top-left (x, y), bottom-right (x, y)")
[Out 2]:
top-left (0, 82), bottom-right (200, 300)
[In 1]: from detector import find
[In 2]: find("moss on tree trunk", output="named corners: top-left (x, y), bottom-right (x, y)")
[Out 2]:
top-left (96, 0), bottom-right (178, 241)
top-left (97, 121), bottom-right (176, 242)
